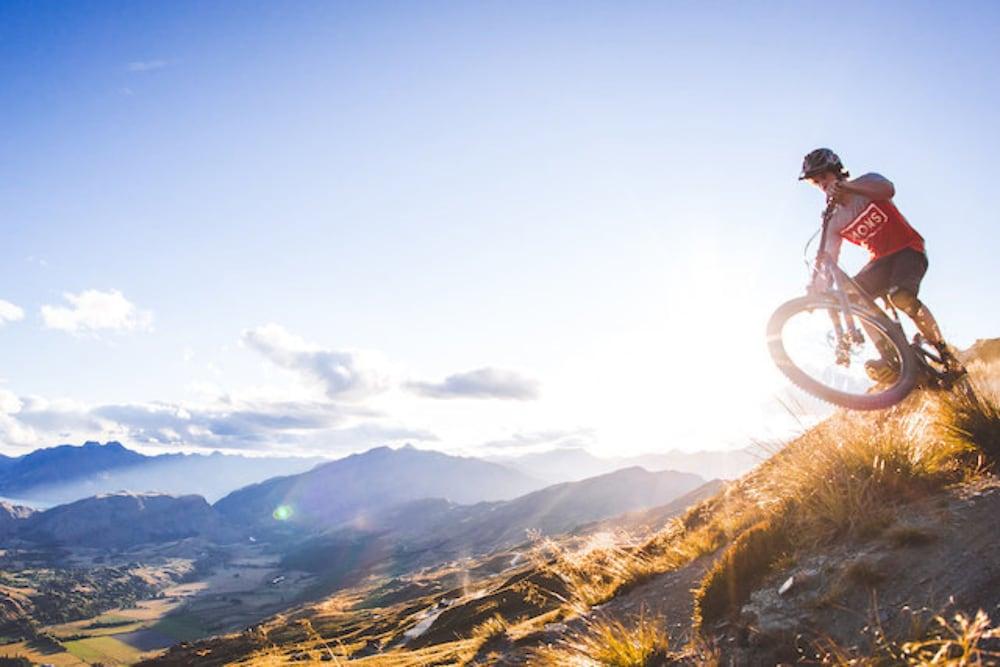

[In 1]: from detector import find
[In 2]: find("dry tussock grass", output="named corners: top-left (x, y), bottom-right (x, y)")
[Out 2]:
top-left (536, 533), bottom-right (658, 611)
top-left (691, 374), bottom-right (1000, 631)
top-left (529, 611), bottom-right (671, 667)
top-left (538, 512), bottom-right (734, 614)
top-left (899, 610), bottom-right (1000, 666)
top-left (938, 368), bottom-right (1000, 468)
top-left (814, 609), bottom-right (1000, 666)
top-left (544, 378), bottom-right (1000, 635)
top-left (471, 613), bottom-right (509, 646)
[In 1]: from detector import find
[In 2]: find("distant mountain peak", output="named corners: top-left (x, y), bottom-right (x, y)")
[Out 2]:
top-left (94, 490), bottom-right (170, 500)
top-left (82, 440), bottom-right (126, 450)
top-left (215, 444), bottom-right (544, 531)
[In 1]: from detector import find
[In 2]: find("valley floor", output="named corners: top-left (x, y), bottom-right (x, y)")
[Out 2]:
top-left (0, 542), bottom-right (316, 667)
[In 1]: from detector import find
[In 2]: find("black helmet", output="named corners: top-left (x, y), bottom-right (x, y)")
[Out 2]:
top-left (799, 148), bottom-right (846, 180)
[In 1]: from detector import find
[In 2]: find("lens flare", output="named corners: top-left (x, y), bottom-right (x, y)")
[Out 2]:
top-left (272, 504), bottom-right (294, 521)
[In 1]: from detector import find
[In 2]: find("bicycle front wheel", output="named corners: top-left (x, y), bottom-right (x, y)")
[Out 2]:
top-left (767, 295), bottom-right (919, 410)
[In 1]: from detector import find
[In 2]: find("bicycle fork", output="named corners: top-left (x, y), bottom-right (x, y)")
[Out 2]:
top-left (827, 274), bottom-right (865, 366)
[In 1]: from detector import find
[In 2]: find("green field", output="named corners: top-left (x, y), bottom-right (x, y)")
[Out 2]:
top-left (149, 612), bottom-right (210, 642)
top-left (63, 636), bottom-right (144, 665)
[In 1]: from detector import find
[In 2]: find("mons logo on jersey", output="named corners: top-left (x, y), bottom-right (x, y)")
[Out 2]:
top-left (841, 202), bottom-right (888, 244)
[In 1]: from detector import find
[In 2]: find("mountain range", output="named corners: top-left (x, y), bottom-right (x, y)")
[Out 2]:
top-left (14, 491), bottom-right (228, 549)
top-left (0, 441), bottom-right (324, 505)
top-left (0, 445), bottom-right (707, 563)
top-left (0, 437), bottom-right (757, 510)
top-left (275, 465), bottom-right (710, 588)
top-left (213, 444), bottom-right (546, 533)
top-left (490, 445), bottom-right (760, 484)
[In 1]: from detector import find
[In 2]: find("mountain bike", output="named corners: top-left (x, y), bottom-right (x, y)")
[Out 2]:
top-left (766, 200), bottom-right (964, 410)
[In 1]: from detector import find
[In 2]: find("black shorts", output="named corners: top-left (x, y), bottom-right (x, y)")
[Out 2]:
top-left (853, 248), bottom-right (928, 299)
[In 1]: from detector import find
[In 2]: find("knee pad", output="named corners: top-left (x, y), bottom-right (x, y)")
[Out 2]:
top-left (888, 288), bottom-right (921, 316)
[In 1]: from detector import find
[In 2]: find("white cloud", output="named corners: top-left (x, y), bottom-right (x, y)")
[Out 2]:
top-left (407, 367), bottom-right (540, 400)
top-left (242, 324), bottom-right (390, 401)
top-left (0, 300), bottom-right (24, 326)
top-left (0, 388), bottom-right (436, 455)
top-left (479, 428), bottom-right (596, 453)
top-left (0, 389), bottom-right (23, 415)
top-left (127, 59), bottom-right (169, 73)
top-left (41, 289), bottom-right (152, 335)
top-left (0, 389), bottom-right (37, 448)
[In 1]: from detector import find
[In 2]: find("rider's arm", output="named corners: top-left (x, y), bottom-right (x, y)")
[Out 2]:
top-left (839, 173), bottom-right (895, 200)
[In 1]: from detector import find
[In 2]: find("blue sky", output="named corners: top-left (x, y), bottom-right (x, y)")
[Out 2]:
top-left (1, 1), bottom-right (998, 458)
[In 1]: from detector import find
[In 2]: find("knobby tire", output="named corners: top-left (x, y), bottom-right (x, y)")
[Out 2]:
top-left (767, 295), bottom-right (919, 410)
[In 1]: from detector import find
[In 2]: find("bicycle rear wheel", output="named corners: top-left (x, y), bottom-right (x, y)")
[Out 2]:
top-left (767, 295), bottom-right (919, 410)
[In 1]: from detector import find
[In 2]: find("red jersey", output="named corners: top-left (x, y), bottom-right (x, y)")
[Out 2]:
top-left (838, 199), bottom-right (925, 260)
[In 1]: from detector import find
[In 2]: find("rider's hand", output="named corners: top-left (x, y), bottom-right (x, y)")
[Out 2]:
top-left (826, 180), bottom-right (852, 204)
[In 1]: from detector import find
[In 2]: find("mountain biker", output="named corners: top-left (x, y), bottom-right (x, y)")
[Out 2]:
top-left (799, 148), bottom-right (963, 381)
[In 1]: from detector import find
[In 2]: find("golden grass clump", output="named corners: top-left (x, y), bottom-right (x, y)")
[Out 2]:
top-left (692, 518), bottom-right (791, 629)
top-left (541, 516), bottom-right (733, 615)
top-left (814, 609), bottom-right (1000, 666)
top-left (539, 533), bottom-right (659, 610)
top-left (529, 611), bottom-right (670, 667)
top-left (938, 372), bottom-right (1000, 468)
top-left (899, 610), bottom-right (1000, 666)
top-left (749, 406), bottom-right (967, 546)
top-left (471, 613), bottom-right (509, 647)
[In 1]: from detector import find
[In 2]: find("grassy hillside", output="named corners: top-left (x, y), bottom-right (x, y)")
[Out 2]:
top-left (526, 355), bottom-right (1000, 665)
top-left (140, 350), bottom-right (1000, 665)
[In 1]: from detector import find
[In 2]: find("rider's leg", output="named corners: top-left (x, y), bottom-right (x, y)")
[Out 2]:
top-left (888, 288), bottom-right (963, 372)
top-left (887, 288), bottom-right (944, 345)
top-left (852, 259), bottom-right (899, 366)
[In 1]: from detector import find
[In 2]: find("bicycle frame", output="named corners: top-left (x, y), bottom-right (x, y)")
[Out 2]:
top-left (814, 255), bottom-right (897, 327)
top-left (809, 216), bottom-right (951, 384)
